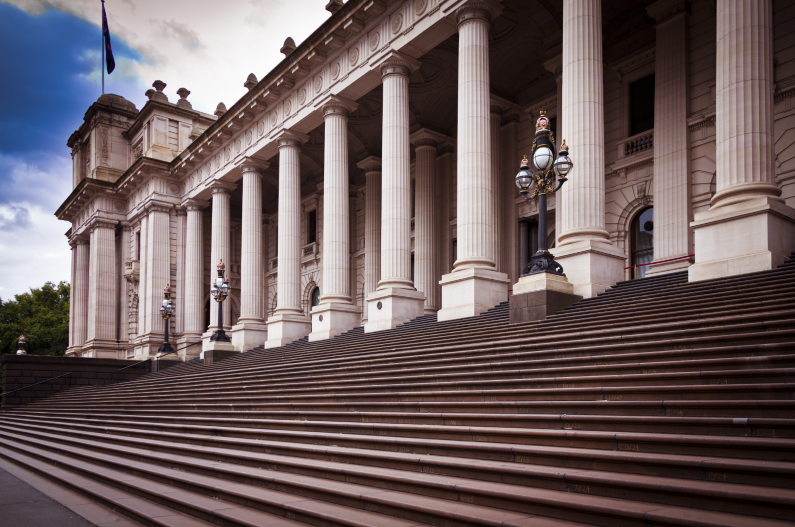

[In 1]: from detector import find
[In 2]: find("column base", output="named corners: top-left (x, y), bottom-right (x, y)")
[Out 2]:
top-left (689, 197), bottom-right (795, 282)
top-left (437, 268), bottom-right (509, 322)
top-left (65, 346), bottom-right (83, 357)
top-left (309, 302), bottom-right (362, 341)
top-left (510, 273), bottom-right (581, 324)
top-left (646, 256), bottom-right (692, 277)
top-left (551, 239), bottom-right (626, 298)
top-left (80, 339), bottom-right (120, 359)
top-left (176, 334), bottom-right (203, 360)
top-left (131, 334), bottom-right (166, 360)
top-left (230, 321), bottom-right (268, 352)
top-left (364, 288), bottom-right (426, 333)
top-left (265, 312), bottom-right (312, 348)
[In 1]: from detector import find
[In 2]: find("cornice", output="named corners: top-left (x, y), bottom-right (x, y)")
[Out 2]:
top-left (357, 155), bottom-right (382, 173)
top-left (646, 0), bottom-right (690, 24)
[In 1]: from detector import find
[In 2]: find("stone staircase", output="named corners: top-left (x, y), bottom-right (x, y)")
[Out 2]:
top-left (1, 257), bottom-right (795, 527)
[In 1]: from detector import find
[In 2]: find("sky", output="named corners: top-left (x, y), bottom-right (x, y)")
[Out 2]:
top-left (0, 0), bottom-right (330, 299)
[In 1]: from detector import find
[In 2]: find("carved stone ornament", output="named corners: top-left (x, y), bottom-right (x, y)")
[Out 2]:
top-left (299, 88), bottom-right (307, 105)
top-left (113, 201), bottom-right (126, 212)
top-left (133, 142), bottom-right (143, 159)
top-left (314, 76), bottom-right (322, 93)
top-left (284, 100), bottom-right (292, 116)
top-left (235, 139), bottom-right (242, 153)
top-left (349, 47), bottom-right (360, 66)
top-left (270, 111), bottom-right (277, 126)
top-left (258, 121), bottom-right (265, 135)
top-left (224, 146), bottom-right (231, 161)
top-left (369, 32), bottom-right (380, 51)
top-left (415, 0), bottom-right (427, 15)
top-left (331, 62), bottom-right (341, 80)
top-left (246, 130), bottom-right (253, 145)
top-left (168, 183), bottom-right (180, 195)
top-left (391, 13), bottom-right (403, 34)
top-left (215, 154), bottom-right (221, 168)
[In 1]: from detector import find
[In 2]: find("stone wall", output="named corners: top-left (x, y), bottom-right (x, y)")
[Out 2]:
top-left (0, 354), bottom-right (177, 409)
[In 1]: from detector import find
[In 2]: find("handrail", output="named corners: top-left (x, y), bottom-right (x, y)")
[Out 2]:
top-left (624, 254), bottom-right (694, 271)
top-left (1, 340), bottom-right (204, 399)
top-left (1, 372), bottom-right (74, 398)
top-left (117, 341), bottom-right (202, 371)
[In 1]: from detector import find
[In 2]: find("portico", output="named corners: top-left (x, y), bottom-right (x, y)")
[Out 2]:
top-left (57, 0), bottom-right (795, 359)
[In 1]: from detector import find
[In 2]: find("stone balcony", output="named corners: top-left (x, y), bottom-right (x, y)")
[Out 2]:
top-left (616, 129), bottom-right (654, 161)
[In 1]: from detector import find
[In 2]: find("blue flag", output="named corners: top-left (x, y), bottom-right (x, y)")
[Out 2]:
top-left (102, 2), bottom-right (115, 74)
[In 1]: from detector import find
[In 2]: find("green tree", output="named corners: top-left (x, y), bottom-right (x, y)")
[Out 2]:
top-left (0, 281), bottom-right (70, 356)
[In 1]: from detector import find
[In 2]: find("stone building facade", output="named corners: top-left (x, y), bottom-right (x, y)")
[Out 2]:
top-left (56, 0), bottom-right (795, 360)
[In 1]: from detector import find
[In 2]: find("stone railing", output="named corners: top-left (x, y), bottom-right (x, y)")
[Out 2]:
top-left (616, 130), bottom-right (654, 160)
top-left (301, 242), bottom-right (319, 265)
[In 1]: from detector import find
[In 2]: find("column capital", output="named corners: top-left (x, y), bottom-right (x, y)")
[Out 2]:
top-left (375, 51), bottom-right (421, 80)
top-left (646, 0), bottom-right (690, 24)
top-left (455, 0), bottom-right (503, 26)
top-left (144, 200), bottom-right (173, 214)
top-left (240, 157), bottom-right (270, 175)
top-left (119, 221), bottom-right (132, 232)
top-left (274, 128), bottom-right (310, 149)
top-left (182, 198), bottom-right (208, 211)
top-left (210, 185), bottom-right (233, 197)
top-left (69, 237), bottom-right (89, 247)
top-left (317, 94), bottom-right (359, 117)
top-left (88, 218), bottom-right (117, 233)
top-left (409, 128), bottom-right (447, 148)
top-left (175, 206), bottom-right (188, 217)
top-left (356, 156), bottom-right (382, 173)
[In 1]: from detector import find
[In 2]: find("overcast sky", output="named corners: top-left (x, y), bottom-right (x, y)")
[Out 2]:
top-left (0, 0), bottom-right (330, 299)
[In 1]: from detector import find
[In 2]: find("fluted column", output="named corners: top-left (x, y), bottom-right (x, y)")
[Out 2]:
top-left (309, 97), bottom-right (362, 341)
top-left (714, 0), bottom-right (777, 206)
top-left (456, 4), bottom-right (495, 271)
top-left (438, 1), bottom-right (509, 322)
top-left (551, 0), bottom-right (624, 297)
top-left (118, 224), bottom-right (131, 346)
top-left (559, 0), bottom-right (608, 245)
top-left (68, 238), bottom-right (90, 355)
top-left (144, 204), bottom-right (171, 353)
top-left (411, 129), bottom-right (446, 313)
top-left (230, 162), bottom-right (270, 350)
top-left (359, 157), bottom-right (381, 322)
top-left (84, 220), bottom-right (118, 357)
top-left (489, 105), bottom-right (502, 272)
top-left (518, 220), bottom-right (530, 273)
top-left (240, 163), bottom-right (267, 321)
top-left (137, 215), bottom-right (148, 341)
top-left (689, 0), bottom-right (795, 281)
top-left (379, 59), bottom-right (414, 290)
top-left (209, 187), bottom-right (231, 330)
top-left (646, 0), bottom-right (693, 275)
top-left (364, 52), bottom-right (426, 333)
top-left (182, 202), bottom-right (205, 345)
top-left (266, 129), bottom-right (312, 347)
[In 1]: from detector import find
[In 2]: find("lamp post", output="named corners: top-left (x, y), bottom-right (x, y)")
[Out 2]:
top-left (209, 260), bottom-right (231, 342)
top-left (158, 285), bottom-right (175, 353)
top-left (16, 334), bottom-right (26, 355)
top-left (515, 110), bottom-right (573, 277)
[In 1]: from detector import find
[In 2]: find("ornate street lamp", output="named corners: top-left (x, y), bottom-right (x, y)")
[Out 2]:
top-left (209, 260), bottom-right (231, 343)
top-left (515, 110), bottom-right (573, 277)
top-left (16, 334), bottom-right (26, 355)
top-left (158, 284), bottom-right (175, 353)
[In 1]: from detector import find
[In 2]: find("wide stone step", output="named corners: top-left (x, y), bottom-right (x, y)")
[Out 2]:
top-left (6, 417), bottom-right (795, 491)
top-left (1, 425), bottom-right (794, 525)
top-left (4, 413), bottom-right (794, 461)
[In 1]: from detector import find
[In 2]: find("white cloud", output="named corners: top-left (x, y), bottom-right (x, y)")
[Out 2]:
top-left (0, 152), bottom-right (72, 298)
top-left (7, 0), bottom-right (333, 114)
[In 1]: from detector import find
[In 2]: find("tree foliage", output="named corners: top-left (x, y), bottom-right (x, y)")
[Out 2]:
top-left (0, 281), bottom-right (70, 356)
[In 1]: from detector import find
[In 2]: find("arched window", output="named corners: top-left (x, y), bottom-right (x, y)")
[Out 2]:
top-left (631, 207), bottom-right (654, 279)
top-left (311, 287), bottom-right (321, 307)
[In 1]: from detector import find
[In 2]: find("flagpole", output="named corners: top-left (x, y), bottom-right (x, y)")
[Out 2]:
top-left (101, 0), bottom-right (105, 95)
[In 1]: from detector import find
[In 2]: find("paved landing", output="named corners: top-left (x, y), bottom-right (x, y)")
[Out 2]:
top-left (0, 457), bottom-right (139, 527)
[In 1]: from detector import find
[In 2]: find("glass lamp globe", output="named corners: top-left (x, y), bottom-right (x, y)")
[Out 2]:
top-left (532, 145), bottom-right (554, 172)
top-left (221, 280), bottom-right (230, 295)
top-left (553, 151), bottom-right (572, 177)
top-left (515, 166), bottom-right (533, 191)
top-left (210, 282), bottom-right (219, 299)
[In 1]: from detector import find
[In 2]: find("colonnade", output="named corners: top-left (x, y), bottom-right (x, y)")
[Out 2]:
top-left (67, 0), bottom-right (792, 357)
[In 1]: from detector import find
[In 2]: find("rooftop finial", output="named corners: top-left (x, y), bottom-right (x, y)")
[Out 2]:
top-left (214, 102), bottom-right (227, 117)
top-left (244, 73), bottom-right (258, 91)
top-left (280, 37), bottom-right (297, 56)
top-left (176, 87), bottom-right (192, 109)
